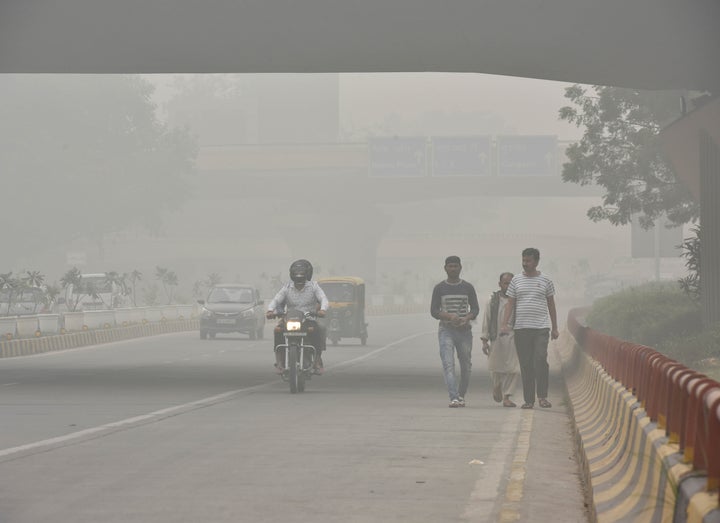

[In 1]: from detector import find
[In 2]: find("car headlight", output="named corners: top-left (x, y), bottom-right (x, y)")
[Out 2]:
top-left (201, 307), bottom-right (213, 319)
top-left (286, 320), bottom-right (302, 331)
top-left (242, 309), bottom-right (255, 318)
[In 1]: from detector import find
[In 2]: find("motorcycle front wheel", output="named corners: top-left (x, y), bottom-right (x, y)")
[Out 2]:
top-left (288, 345), bottom-right (299, 394)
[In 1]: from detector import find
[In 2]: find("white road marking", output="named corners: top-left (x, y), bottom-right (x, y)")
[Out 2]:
top-left (0, 331), bottom-right (430, 460)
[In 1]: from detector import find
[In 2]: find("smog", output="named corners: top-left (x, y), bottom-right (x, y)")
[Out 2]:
top-left (0, 72), bottom-right (660, 311)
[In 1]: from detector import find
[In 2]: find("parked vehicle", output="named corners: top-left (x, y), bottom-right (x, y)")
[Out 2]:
top-left (0, 287), bottom-right (53, 316)
top-left (198, 284), bottom-right (265, 340)
top-left (317, 276), bottom-right (368, 345)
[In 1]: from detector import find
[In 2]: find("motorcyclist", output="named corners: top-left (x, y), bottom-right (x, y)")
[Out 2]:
top-left (266, 259), bottom-right (329, 374)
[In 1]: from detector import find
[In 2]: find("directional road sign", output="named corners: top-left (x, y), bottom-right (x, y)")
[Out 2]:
top-left (497, 135), bottom-right (557, 176)
top-left (368, 137), bottom-right (427, 177)
top-left (431, 136), bottom-right (491, 177)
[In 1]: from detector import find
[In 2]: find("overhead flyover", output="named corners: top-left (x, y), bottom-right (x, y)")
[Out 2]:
top-left (0, 0), bottom-right (718, 92)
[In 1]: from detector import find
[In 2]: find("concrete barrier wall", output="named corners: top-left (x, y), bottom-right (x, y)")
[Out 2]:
top-left (0, 318), bottom-right (199, 359)
top-left (562, 308), bottom-right (720, 523)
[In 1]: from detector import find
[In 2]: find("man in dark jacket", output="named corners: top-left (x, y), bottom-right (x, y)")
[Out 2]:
top-left (430, 255), bottom-right (480, 408)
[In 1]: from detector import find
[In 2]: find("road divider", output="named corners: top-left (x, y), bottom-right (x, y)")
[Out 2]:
top-left (0, 306), bottom-right (200, 358)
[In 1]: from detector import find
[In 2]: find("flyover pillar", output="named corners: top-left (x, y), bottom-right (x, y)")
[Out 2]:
top-left (278, 204), bottom-right (392, 285)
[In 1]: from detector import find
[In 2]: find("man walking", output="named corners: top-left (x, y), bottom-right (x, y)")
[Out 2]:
top-left (480, 272), bottom-right (520, 408)
top-left (430, 256), bottom-right (480, 408)
top-left (500, 248), bottom-right (558, 409)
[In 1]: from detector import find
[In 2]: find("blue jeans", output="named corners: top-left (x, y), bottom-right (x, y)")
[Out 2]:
top-left (438, 326), bottom-right (473, 400)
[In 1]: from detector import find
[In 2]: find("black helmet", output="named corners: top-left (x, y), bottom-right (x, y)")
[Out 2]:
top-left (289, 259), bottom-right (313, 284)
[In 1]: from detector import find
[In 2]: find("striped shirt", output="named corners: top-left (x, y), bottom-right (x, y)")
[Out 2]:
top-left (506, 272), bottom-right (555, 329)
top-left (430, 279), bottom-right (480, 329)
top-left (267, 281), bottom-right (329, 315)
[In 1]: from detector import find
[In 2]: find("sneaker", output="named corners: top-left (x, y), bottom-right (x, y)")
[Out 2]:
top-left (449, 399), bottom-right (461, 408)
top-left (457, 397), bottom-right (466, 407)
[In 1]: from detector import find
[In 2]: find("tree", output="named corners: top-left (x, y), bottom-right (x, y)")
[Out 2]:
top-left (155, 266), bottom-right (179, 304)
top-left (0, 272), bottom-right (20, 314)
top-left (60, 267), bottom-right (88, 312)
top-left (206, 273), bottom-right (222, 287)
top-left (23, 271), bottom-right (45, 288)
top-left (129, 270), bottom-right (143, 306)
top-left (0, 75), bottom-right (197, 268)
top-left (559, 85), bottom-right (698, 229)
top-left (104, 271), bottom-right (128, 308)
top-left (679, 225), bottom-right (700, 301)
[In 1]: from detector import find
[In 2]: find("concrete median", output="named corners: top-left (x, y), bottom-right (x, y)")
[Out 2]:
top-left (559, 327), bottom-right (720, 523)
top-left (0, 319), bottom-right (199, 359)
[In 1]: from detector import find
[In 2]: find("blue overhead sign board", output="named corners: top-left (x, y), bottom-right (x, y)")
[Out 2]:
top-left (368, 137), bottom-right (427, 177)
top-left (496, 135), bottom-right (557, 176)
top-left (431, 136), bottom-right (491, 177)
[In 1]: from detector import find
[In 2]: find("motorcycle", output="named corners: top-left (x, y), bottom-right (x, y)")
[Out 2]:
top-left (274, 309), bottom-right (320, 393)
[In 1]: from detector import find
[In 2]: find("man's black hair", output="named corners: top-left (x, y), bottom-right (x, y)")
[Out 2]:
top-left (445, 255), bottom-right (461, 265)
top-left (499, 272), bottom-right (514, 281)
top-left (521, 248), bottom-right (540, 261)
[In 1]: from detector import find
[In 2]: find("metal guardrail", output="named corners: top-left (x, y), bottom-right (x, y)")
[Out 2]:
top-left (567, 307), bottom-right (720, 504)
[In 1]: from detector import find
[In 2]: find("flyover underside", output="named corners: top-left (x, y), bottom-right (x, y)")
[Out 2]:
top-left (1, 0), bottom-right (718, 92)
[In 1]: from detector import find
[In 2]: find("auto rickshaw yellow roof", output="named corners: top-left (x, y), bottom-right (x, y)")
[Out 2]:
top-left (316, 276), bottom-right (365, 285)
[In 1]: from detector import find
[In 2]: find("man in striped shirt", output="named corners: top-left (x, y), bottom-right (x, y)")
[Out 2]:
top-left (499, 248), bottom-right (559, 409)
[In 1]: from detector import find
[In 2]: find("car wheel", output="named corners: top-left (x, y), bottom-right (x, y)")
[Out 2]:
top-left (209, 331), bottom-right (216, 339)
top-left (256, 325), bottom-right (264, 339)
top-left (200, 330), bottom-right (208, 340)
top-left (249, 328), bottom-right (257, 340)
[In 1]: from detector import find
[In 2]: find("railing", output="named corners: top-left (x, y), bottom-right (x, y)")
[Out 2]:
top-left (567, 307), bottom-right (720, 500)
top-left (0, 305), bottom-right (199, 340)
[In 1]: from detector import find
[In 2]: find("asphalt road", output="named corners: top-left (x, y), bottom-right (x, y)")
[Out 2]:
top-left (0, 313), bottom-right (588, 522)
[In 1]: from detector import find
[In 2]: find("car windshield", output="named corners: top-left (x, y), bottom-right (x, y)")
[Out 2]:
top-left (320, 282), bottom-right (354, 302)
top-left (208, 287), bottom-right (254, 304)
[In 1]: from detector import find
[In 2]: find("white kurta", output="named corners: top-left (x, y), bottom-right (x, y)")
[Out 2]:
top-left (481, 294), bottom-right (520, 374)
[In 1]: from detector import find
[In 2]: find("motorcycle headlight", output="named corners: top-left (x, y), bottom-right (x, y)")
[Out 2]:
top-left (286, 320), bottom-right (302, 331)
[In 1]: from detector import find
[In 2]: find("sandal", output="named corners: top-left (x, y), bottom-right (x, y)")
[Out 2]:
top-left (520, 403), bottom-right (534, 409)
top-left (538, 398), bottom-right (552, 408)
top-left (492, 383), bottom-right (503, 403)
top-left (503, 399), bottom-right (516, 408)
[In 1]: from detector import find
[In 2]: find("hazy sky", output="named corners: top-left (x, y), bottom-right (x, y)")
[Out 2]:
top-left (338, 73), bottom-right (581, 140)
top-left (149, 72), bottom-right (582, 141)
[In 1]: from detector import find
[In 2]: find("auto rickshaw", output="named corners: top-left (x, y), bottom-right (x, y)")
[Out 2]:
top-left (317, 276), bottom-right (368, 345)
